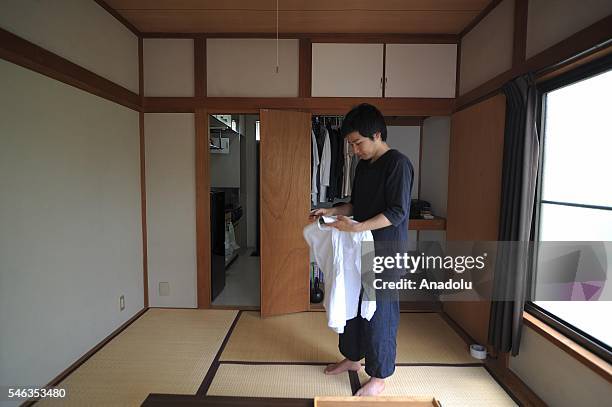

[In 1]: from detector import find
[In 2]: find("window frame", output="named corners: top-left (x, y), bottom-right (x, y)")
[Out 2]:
top-left (526, 53), bottom-right (612, 364)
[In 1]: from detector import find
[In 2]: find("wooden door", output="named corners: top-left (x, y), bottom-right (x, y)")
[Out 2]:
top-left (259, 109), bottom-right (311, 317)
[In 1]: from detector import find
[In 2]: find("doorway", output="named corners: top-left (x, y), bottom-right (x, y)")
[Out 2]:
top-left (209, 114), bottom-right (260, 307)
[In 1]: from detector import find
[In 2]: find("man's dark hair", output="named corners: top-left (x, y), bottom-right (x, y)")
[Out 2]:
top-left (340, 103), bottom-right (387, 141)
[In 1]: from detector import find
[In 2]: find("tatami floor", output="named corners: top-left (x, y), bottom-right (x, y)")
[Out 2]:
top-left (38, 309), bottom-right (518, 406)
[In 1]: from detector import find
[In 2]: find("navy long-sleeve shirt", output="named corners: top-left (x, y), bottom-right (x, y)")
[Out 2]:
top-left (351, 149), bottom-right (413, 243)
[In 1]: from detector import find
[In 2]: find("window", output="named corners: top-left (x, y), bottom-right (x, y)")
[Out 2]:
top-left (530, 58), bottom-right (612, 361)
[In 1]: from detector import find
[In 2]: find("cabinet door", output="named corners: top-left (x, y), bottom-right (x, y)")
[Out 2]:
top-left (385, 44), bottom-right (457, 98)
top-left (312, 43), bottom-right (383, 97)
top-left (259, 109), bottom-right (311, 317)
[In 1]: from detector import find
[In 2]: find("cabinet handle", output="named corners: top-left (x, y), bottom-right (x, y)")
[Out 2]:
top-left (380, 77), bottom-right (383, 89)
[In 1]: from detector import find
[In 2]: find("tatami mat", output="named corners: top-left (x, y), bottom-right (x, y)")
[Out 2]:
top-left (221, 311), bottom-right (476, 364)
top-left (220, 311), bottom-right (341, 362)
top-left (357, 366), bottom-right (516, 407)
top-left (38, 309), bottom-right (238, 407)
top-left (207, 364), bottom-right (353, 398)
top-left (396, 313), bottom-right (476, 364)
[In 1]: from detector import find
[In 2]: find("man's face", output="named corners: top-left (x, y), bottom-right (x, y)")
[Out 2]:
top-left (346, 131), bottom-right (381, 160)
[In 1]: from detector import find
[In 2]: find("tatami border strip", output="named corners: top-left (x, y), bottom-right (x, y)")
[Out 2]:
top-left (348, 371), bottom-right (360, 395)
top-left (196, 310), bottom-right (243, 396)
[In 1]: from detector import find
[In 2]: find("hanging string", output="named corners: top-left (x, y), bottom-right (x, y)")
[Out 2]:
top-left (275, 0), bottom-right (279, 74)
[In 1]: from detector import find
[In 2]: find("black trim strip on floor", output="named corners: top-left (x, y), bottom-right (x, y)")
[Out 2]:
top-left (219, 361), bottom-right (334, 366)
top-left (348, 370), bottom-right (361, 395)
top-left (219, 361), bottom-right (484, 367)
top-left (196, 310), bottom-right (243, 396)
top-left (396, 362), bottom-right (483, 368)
top-left (143, 394), bottom-right (314, 406)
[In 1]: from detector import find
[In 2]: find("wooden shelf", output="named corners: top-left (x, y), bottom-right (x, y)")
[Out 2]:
top-left (408, 216), bottom-right (446, 231)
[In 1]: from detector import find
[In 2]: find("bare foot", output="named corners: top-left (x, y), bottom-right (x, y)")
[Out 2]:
top-left (355, 377), bottom-right (385, 396)
top-left (324, 358), bottom-right (361, 375)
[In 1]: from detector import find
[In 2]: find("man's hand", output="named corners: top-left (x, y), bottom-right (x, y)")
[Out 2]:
top-left (308, 207), bottom-right (333, 223)
top-left (328, 215), bottom-right (360, 232)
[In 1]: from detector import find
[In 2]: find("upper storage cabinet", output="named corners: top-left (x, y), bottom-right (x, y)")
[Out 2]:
top-left (206, 39), bottom-right (299, 97)
top-left (385, 44), bottom-right (457, 98)
top-left (311, 43), bottom-right (384, 97)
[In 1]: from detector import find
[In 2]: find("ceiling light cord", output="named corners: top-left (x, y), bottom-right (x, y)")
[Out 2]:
top-left (275, 0), bottom-right (279, 74)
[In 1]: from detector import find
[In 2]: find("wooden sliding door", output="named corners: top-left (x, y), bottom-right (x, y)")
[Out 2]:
top-left (445, 94), bottom-right (506, 345)
top-left (259, 109), bottom-right (311, 317)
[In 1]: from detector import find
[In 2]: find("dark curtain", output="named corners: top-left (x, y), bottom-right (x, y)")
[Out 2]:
top-left (488, 74), bottom-right (541, 356)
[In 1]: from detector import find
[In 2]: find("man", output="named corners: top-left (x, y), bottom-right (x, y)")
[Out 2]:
top-left (310, 103), bottom-right (413, 396)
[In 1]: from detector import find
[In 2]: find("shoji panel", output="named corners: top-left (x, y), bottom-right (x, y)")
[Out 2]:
top-left (145, 113), bottom-right (197, 308)
top-left (385, 44), bottom-right (457, 98)
top-left (445, 94), bottom-right (506, 346)
top-left (143, 39), bottom-right (194, 97)
top-left (207, 39), bottom-right (299, 97)
top-left (459, 0), bottom-right (515, 95)
top-left (0, 0), bottom-right (138, 92)
top-left (312, 43), bottom-right (384, 97)
top-left (526, 0), bottom-right (612, 58)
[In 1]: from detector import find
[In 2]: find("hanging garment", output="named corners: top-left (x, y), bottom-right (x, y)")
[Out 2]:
top-left (342, 138), bottom-right (352, 197)
top-left (303, 216), bottom-right (376, 333)
top-left (349, 151), bottom-right (359, 195)
top-left (311, 130), bottom-right (320, 206)
top-left (327, 125), bottom-right (345, 201)
top-left (318, 128), bottom-right (331, 202)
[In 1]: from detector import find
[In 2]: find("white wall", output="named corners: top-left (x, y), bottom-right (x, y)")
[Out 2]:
top-left (144, 114), bottom-right (197, 308)
top-left (386, 126), bottom-right (420, 200)
top-left (386, 126), bottom-right (420, 243)
top-left (460, 0), bottom-right (515, 95)
top-left (0, 60), bottom-right (143, 394)
top-left (210, 131), bottom-right (242, 188)
top-left (207, 39), bottom-right (299, 97)
top-left (420, 117), bottom-right (450, 218)
top-left (420, 117), bottom-right (451, 242)
top-left (143, 39), bottom-right (195, 97)
top-left (510, 325), bottom-right (612, 406)
top-left (0, 0), bottom-right (139, 92)
top-left (526, 0), bottom-right (612, 58)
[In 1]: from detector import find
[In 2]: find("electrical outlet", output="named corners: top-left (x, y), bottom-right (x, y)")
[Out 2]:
top-left (119, 295), bottom-right (125, 311)
top-left (159, 282), bottom-right (170, 296)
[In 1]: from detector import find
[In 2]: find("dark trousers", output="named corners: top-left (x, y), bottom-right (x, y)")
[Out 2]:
top-left (338, 289), bottom-right (400, 378)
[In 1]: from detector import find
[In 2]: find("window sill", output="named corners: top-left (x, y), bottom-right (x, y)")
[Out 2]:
top-left (523, 311), bottom-right (612, 382)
